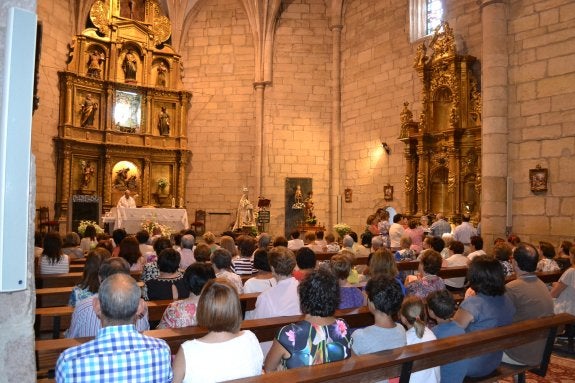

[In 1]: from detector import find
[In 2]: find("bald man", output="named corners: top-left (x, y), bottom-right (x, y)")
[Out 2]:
top-left (57, 273), bottom-right (172, 382)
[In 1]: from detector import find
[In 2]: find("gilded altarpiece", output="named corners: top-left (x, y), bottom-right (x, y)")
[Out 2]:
top-left (400, 23), bottom-right (482, 220)
top-left (54, 0), bottom-right (192, 222)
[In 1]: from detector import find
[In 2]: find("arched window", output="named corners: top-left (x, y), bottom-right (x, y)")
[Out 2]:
top-left (410, 0), bottom-right (444, 41)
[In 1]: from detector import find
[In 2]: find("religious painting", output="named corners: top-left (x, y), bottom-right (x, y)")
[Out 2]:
top-left (114, 90), bottom-right (142, 132)
top-left (344, 188), bottom-right (352, 203)
top-left (384, 184), bottom-right (394, 201)
top-left (529, 165), bottom-right (548, 193)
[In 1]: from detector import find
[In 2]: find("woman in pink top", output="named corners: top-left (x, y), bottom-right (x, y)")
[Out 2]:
top-left (405, 218), bottom-right (424, 254)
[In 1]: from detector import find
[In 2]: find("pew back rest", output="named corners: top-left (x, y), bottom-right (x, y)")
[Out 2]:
top-left (229, 313), bottom-right (575, 383)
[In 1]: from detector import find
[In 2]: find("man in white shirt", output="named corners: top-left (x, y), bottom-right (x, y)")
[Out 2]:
top-left (117, 189), bottom-right (137, 208)
top-left (467, 235), bottom-right (487, 261)
top-left (252, 246), bottom-right (301, 319)
top-left (453, 214), bottom-right (477, 253)
top-left (287, 230), bottom-right (304, 251)
top-left (443, 241), bottom-right (468, 289)
top-left (389, 213), bottom-right (406, 251)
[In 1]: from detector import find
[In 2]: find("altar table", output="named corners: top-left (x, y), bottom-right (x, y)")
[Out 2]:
top-left (115, 207), bottom-right (189, 234)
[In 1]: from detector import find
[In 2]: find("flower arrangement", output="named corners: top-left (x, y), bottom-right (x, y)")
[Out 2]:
top-left (77, 220), bottom-right (104, 236)
top-left (157, 177), bottom-right (169, 190)
top-left (333, 223), bottom-right (352, 238)
top-left (140, 218), bottom-right (172, 237)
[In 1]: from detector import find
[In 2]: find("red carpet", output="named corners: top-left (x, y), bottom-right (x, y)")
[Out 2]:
top-left (499, 354), bottom-right (575, 382)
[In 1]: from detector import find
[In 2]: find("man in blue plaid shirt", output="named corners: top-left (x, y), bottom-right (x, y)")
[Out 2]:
top-left (56, 273), bottom-right (172, 382)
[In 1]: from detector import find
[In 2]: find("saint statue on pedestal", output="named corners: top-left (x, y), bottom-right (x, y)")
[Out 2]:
top-left (232, 187), bottom-right (255, 231)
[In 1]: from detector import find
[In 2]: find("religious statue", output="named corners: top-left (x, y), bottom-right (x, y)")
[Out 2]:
top-left (232, 187), bottom-right (255, 231)
top-left (156, 62), bottom-right (167, 86)
top-left (304, 192), bottom-right (316, 224)
top-left (292, 184), bottom-right (305, 209)
top-left (80, 93), bottom-right (98, 127)
top-left (114, 167), bottom-right (130, 189)
top-left (122, 50), bottom-right (137, 81)
top-left (413, 42), bottom-right (428, 68)
top-left (87, 51), bottom-right (105, 78)
top-left (157, 107), bottom-right (170, 136)
top-left (80, 160), bottom-right (95, 189)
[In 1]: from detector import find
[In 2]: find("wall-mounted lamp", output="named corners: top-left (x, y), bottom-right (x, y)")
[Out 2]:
top-left (382, 142), bottom-right (391, 155)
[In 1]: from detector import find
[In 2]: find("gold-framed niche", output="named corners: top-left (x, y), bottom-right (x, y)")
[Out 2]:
top-left (54, 0), bottom-right (192, 224)
top-left (399, 22), bottom-right (482, 222)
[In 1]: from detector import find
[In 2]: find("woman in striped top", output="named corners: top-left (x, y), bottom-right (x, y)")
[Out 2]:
top-left (39, 232), bottom-right (70, 274)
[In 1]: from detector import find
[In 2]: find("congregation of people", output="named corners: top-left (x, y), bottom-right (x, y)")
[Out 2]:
top-left (34, 209), bottom-right (575, 383)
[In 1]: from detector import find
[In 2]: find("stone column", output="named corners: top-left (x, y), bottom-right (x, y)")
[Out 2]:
top-left (254, 82), bottom-right (267, 197)
top-left (329, 23), bottom-right (343, 227)
top-left (478, 0), bottom-right (508, 243)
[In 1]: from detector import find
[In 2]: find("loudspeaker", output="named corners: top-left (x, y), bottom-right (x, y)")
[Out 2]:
top-left (0, 8), bottom-right (37, 292)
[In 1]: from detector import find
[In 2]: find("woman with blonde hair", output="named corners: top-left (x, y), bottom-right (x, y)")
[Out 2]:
top-left (202, 231), bottom-right (219, 253)
top-left (368, 248), bottom-right (406, 295)
top-left (172, 279), bottom-right (263, 383)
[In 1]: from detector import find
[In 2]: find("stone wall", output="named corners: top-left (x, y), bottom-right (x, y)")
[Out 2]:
top-left (506, 0), bottom-right (575, 244)
top-left (33, 1), bottom-right (74, 214)
top-left (183, 0), bottom-right (332, 235)
top-left (182, 0), bottom-right (256, 232)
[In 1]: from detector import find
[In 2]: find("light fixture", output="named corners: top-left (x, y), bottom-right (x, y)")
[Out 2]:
top-left (382, 142), bottom-right (391, 155)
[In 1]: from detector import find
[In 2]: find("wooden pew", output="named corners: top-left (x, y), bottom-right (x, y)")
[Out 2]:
top-left (35, 306), bottom-right (373, 377)
top-left (35, 292), bottom-right (261, 339)
top-left (35, 271), bottom-right (141, 288)
top-left (229, 313), bottom-right (575, 383)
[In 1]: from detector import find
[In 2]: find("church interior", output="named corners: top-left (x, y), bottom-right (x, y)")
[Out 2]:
top-left (0, 0), bottom-right (574, 379)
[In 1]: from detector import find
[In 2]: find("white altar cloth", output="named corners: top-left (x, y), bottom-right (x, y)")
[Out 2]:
top-left (115, 208), bottom-right (189, 234)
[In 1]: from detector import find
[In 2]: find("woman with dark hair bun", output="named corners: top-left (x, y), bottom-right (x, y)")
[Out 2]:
top-left (264, 266), bottom-right (352, 372)
top-left (145, 248), bottom-right (190, 301)
top-left (453, 255), bottom-right (515, 378)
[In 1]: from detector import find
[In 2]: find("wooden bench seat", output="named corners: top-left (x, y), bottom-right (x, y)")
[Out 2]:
top-left (229, 313), bottom-right (575, 383)
top-left (35, 306), bottom-right (373, 377)
top-left (35, 292), bottom-right (261, 339)
top-left (35, 271), bottom-right (141, 289)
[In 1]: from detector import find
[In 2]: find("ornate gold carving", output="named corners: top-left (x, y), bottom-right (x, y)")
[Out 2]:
top-left (150, 2), bottom-right (171, 45)
top-left (430, 22), bottom-right (456, 60)
top-left (405, 174), bottom-right (413, 193)
top-left (400, 102), bottom-right (414, 138)
top-left (470, 77), bottom-right (482, 124)
top-left (413, 43), bottom-right (428, 68)
top-left (447, 173), bottom-right (456, 193)
top-left (90, 0), bottom-right (110, 36)
top-left (416, 173), bottom-right (425, 194)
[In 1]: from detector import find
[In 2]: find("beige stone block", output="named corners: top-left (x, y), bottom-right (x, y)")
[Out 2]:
top-left (517, 140), bottom-right (543, 159)
top-left (537, 73), bottom-right (575, 97)
top-left (548, 54), bottom-right (575, 76)
top-left (560, 198), bottom-right (575, 216)
top-left (522, 124), bottom-right (562, 141)
top-left (513, 216), bottom-right (550, 235)
top-left (536, 38), bottom-right (575, 60)
top-left (559, 2), bottom-right (575, 21)
top-left (515, 82), bottom-right (537, 101)
top-left (550, 217), bottom-right (575, 236)
top-left (540, 8), bottom-right (560, 25)
top-left (514, 196), bottom-right (546, 215)
top-left (520, 97), bottom-right (551, 116)
top-left (541, 136), bottom-right (575, 158)
top-left (515, 61), bottom-right (548, 82)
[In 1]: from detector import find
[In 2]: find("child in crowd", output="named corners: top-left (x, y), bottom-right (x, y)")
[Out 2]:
top-left (427, 289), bottom-right (469, 383)
top-left (400, 296), bottom-right (440, 383)
top-left (351, 275), bottom-right (406, 355)
top-left (537, 241), bottom-right (560, 272)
